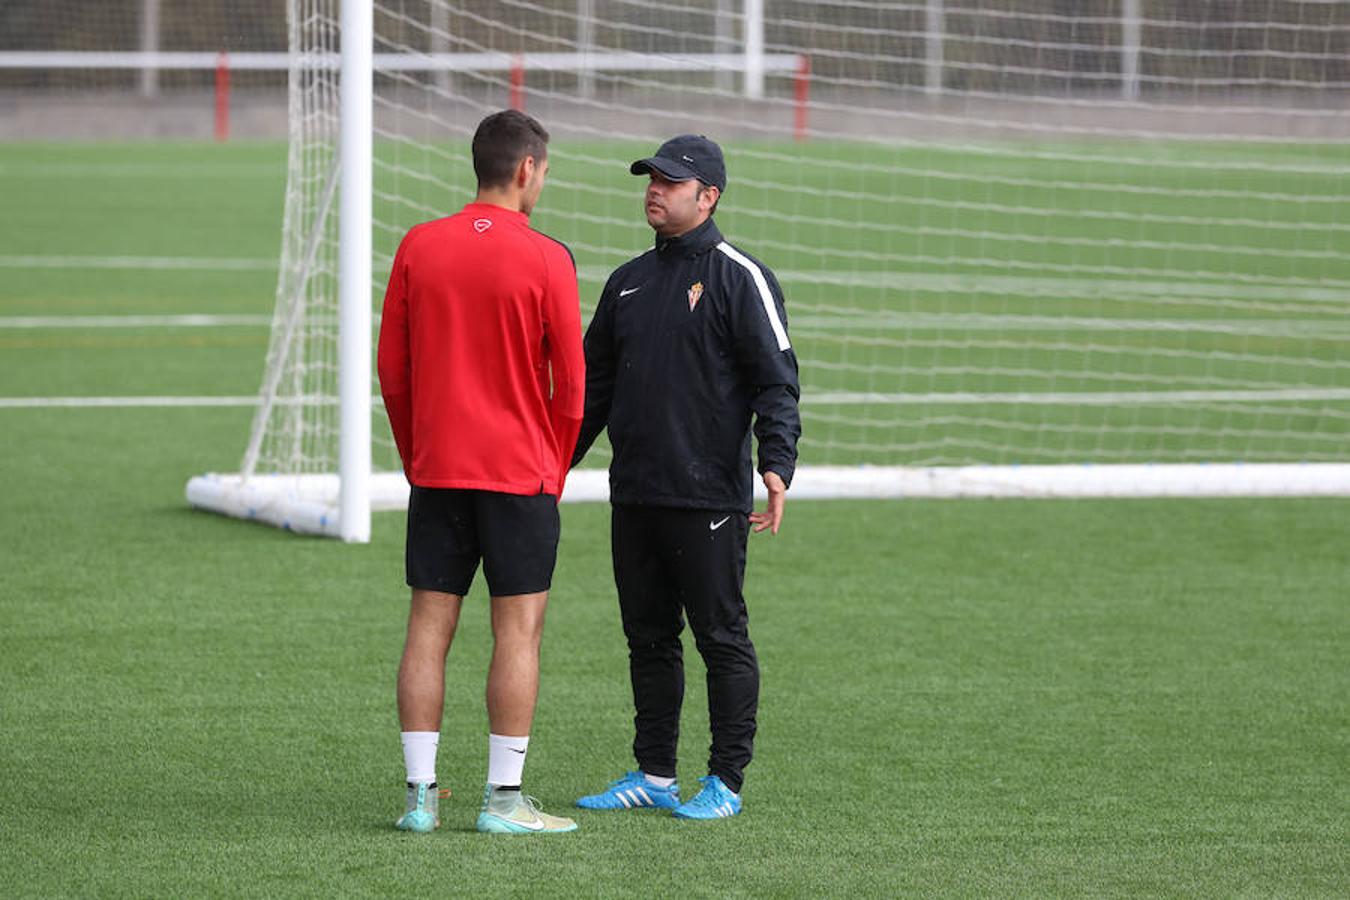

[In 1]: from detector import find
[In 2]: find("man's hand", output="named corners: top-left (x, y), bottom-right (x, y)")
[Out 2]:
top-left (749, 470), bottom-right (787, 535)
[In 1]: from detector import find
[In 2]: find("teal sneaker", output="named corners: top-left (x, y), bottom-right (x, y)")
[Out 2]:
top-left (476, 785), bottom-right (578, 834)
top-left (672, 775), bottom-right (741, 820)
top-left (576, 771), bottom-right (681, 810)
top-left (394, 781), bottom-right (445, 832)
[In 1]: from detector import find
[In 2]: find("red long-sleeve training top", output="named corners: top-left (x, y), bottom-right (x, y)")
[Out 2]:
top-left (377, 202), bottom-right (585, 498)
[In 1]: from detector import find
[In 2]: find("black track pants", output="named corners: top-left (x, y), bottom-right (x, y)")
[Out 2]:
top-left (611, 504), bottom-right (759, 794)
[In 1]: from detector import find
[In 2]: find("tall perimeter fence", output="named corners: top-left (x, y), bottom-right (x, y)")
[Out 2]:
top-left (3, 1), bottom-right (1348, 141)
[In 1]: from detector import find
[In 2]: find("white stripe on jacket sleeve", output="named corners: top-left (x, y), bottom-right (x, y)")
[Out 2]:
top-left (716, 241), bottom-right (791, 351)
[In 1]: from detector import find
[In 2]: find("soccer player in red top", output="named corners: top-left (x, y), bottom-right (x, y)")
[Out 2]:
top-left (377, 109), bottom-right (584, 835)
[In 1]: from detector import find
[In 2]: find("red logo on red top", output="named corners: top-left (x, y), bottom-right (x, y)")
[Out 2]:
top-left (473, 218), bottom-right (492, 233)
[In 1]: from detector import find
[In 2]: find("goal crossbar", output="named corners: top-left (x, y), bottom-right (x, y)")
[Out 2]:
top-left (0, 51), bottom-right (803, 75)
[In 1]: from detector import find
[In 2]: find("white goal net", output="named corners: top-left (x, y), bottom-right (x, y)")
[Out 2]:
top-left (186, 0), bottom-right (1350, 538)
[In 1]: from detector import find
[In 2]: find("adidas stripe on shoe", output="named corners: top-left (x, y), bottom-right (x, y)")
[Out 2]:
top-left (672, 775), bottom-right (742, 820)
top-left (576, 771), bottom-right (681, 810)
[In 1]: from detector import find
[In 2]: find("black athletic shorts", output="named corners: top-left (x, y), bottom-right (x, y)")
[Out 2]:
top-left (405, 486), bottom-right (560, 597)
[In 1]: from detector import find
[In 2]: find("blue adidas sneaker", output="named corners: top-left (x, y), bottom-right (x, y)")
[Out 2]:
top-left (672, 775), bottom-right (741, 820)
top-left (576, 771), bottom-right (681, 810)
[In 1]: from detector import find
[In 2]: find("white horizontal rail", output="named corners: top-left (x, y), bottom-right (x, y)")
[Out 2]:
top-left (185, 463), bottom-right (1350, 537)
top-left (0, 51), bottom-right (803, 74)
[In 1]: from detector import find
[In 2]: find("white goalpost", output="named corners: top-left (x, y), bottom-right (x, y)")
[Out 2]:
top-left (176, 0), bottom-right (1350, 539)
top-left (337, 0), bottom-right (374, 542)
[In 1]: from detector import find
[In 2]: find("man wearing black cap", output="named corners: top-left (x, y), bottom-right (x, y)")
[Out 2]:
top-left (571, 135), bottom-right (801, 820)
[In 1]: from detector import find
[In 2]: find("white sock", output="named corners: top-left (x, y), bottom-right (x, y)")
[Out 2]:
top-left (401, 731), bottom-right (439, 785)
top-left (487, 733), bottom-right (530, 787)
top-left (642, 772), bottom-right (676, 788)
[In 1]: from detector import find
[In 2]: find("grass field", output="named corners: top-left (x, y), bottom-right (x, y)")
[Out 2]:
top-left (1, 140), bottom-right (1347, 897)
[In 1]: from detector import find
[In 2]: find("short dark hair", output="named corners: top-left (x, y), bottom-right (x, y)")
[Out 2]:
top-left (472, 110), bottom-right (549, 189)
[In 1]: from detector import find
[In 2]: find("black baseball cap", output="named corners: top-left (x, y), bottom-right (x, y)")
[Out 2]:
top-left (630, 134), bottom-right (727, 191)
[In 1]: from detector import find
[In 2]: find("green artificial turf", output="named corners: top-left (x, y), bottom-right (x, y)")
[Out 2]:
top-left (0, 139), bottom-right (1346, 896)
top-left (0, 408), bottom-right (1347, 896)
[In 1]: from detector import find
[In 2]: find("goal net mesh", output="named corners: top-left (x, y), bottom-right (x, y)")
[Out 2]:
top-left (246, 0), bottom-right (1350, 488)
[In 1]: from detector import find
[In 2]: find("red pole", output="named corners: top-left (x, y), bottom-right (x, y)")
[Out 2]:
top-left (793, 55), bottom-right (810, 143)
top-left (214, 50), bottom-right (230, 142)
top-left (509, 54), bottom-right (524, 111)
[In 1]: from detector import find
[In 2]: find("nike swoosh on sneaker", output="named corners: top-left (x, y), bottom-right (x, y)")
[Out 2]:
top-left (709, 516), bottom-right (731, 531)
top-left (619, 286), bottom-right (641, 297)
top-left (508, 814), bottom-right (547, 831)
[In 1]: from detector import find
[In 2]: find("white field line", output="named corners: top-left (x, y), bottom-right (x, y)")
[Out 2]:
top-left (791, 314), bottom-right (1350, 337)
top-left (6, 388), bottom-right (1350, 410)
top-left (0, 255), bottom-right (276, 271)
top-left (0, 396), bottom-right (261, 408)
top-left (807, 388), bottom-right (1350, 406)
top-left (0, 163), bottom-right (283, 178)
top-left (0, 314), bottom-right (272, 328)
top-left (773, 270), bottom-right (1350, 304)
top-left (4, 310), bottom-right (1343, 339)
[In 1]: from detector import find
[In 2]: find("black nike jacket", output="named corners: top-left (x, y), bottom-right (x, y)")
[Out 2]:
top-left (572, 217), bottom-right (802, 513)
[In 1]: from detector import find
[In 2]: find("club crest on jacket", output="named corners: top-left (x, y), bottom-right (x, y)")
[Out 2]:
top-left (687, 281), bottom-right (704, 311)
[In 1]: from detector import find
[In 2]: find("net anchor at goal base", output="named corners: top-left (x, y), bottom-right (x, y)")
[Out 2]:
top-left (186, 464), bottom-right (1350, 539)
top-left (185, 472), bottom-right (410, 539)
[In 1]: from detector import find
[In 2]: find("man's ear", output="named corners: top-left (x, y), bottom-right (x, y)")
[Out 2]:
top-left (699, 184), bottom-right (720, 212)
top-left (515, 155), bottom-right (537, 189)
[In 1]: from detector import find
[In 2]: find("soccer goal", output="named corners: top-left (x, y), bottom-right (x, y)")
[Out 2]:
top-left (186, 0), bottom-right (1350, 540)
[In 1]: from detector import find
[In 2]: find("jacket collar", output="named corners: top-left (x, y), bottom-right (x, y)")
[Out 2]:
top-left (655, 217), bottom-right (722, 258)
